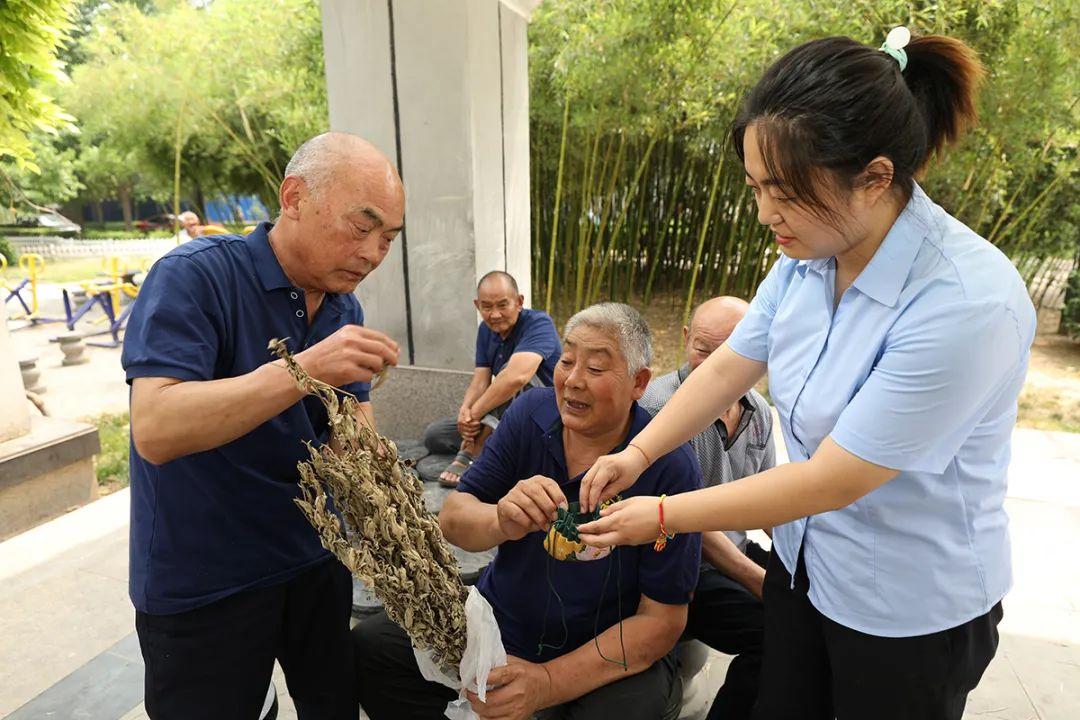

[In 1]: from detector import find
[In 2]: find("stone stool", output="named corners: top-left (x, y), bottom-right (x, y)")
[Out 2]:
top-left (677, 639), bottom-right (714, 720)
top-left (19, 355), bottom-right (45, 393)
top-left (58, 333), bottom-right (89, 366)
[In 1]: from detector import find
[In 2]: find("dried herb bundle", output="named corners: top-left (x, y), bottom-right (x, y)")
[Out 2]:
top-left (269, 339), bottom-right (468, 669)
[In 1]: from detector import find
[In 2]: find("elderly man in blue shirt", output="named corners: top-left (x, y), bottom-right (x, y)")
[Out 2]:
top-left (424, 270), bottom-right (562, 486)
top-left (122, 132), bottom-right (401, 720)
top-left (355, 303), bottom-right (702, 720)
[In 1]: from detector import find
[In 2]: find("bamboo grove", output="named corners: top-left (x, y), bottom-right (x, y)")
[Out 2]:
top-left (532, 127), bottom-right (781, 324)
top-left (527, 0), bottom-right (1079, 323)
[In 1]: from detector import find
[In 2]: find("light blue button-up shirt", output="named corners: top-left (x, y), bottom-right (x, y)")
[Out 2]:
top-left (726, 184), bottom-right (1036, 637)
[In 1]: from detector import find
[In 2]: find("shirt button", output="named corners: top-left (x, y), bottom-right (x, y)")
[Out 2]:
top-left (296, 309), bottom-right (305, 318)
top-left (290, 291), bottom-right (298, 300)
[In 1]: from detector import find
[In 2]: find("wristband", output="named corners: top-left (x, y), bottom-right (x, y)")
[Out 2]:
top-left (654, 494), bottom-right (676, 551)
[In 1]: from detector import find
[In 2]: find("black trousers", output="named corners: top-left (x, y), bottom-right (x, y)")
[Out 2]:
top-left (686, 541), bottom-right (768, 720)
top-left (135, 558), bottom-right (356, 720)
top-left (353, 610), bottom-right (681, 720)
top-left (754, 549), bottom-right (1003, 720)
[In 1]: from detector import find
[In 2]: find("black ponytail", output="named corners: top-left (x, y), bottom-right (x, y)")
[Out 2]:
top-left (731, 32), bottom-right (984, 222)
top-left (903, 35), bottom-right (984, 158)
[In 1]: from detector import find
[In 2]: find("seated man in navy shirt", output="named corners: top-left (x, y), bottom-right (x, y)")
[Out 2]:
top-left (356, 303), bottom-right (702, 720)
top-left (424, 270), bottom-right (561, 487)
top-left (121, 132), bottom-right (402, 720)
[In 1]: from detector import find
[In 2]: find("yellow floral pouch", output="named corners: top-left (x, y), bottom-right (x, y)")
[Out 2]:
top-left (542, 499), bottom-right (617, 562)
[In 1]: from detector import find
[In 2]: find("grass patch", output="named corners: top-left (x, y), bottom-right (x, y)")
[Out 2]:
top-left (80, 229), bottom-right (174, 240)
top-left (1, 255), bottom-right (157, 284)
top-left (95, 412), bottom-right (131, 494)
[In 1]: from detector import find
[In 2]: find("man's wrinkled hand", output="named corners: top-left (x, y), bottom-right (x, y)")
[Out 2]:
top-left (465, 656), bottom-right (552, 720)
top-left (496, 476), bottom-right (567, 542)
top-left (292, 324), bottom-right (398, 388)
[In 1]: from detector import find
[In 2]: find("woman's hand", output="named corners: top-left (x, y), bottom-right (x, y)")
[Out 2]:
top-left (578, 447), bottom-right (650, 512)
top-left (577, 495), bottom-right (662, 547)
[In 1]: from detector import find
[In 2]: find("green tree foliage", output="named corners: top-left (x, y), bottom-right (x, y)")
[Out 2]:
top-left (60, 0), bottom-right (328, 217)
top-left (529, 0), bottom-right (1079, 321)
top-left (0, 0), bottom-right (76, 168)
top-left (1, 133), bottom-right (82, 208)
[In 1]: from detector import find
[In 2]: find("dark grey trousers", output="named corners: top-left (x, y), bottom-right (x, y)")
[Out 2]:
top-left (353, 610), bottom-right (681, 720)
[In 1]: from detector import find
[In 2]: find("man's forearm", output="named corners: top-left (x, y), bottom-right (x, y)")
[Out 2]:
top-left (470, 372), bottom-right (528, 419)
top-left (132, 361), bottom-right (305, 464)
top-left (461, 374), bottom-right (489, 413)
top-left (439, 495), bottom-right (507, 552)
top-left (702, 531), bottom-right (764, 597)
top-left (540, 611), bottom-right (683, 708)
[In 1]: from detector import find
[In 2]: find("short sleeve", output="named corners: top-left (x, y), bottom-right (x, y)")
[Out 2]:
top-left (121, 256), bottom-right (223, 382)
top-left (513, 313), bottom-right (561, 360)
top-left (635, 446), bottom-right (703, 605)
top-left (456, 394), bottom-right (530, 503)
top-left (831, 301), bottom-right (1027, 474)
top-left (339, 300), bottom-right (371, 403)
top-left (475, 324), bottom-right (493, 368)
top-left (726, 258), bottom-right (788, 363)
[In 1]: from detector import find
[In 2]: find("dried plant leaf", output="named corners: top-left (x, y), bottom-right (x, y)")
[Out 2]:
top-left (269, 339), bottom-right (468, 670)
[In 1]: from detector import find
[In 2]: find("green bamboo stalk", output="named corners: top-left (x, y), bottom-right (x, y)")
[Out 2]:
top-left (544, 95), bottom-right (571, 315)
top-left (994, 174), bottom-right (1065, 253)
top-left (644, 157), bottom-right (691, 304)
top-left (574, 127), bottom-right (608, 311)
top-left (173, 98), bottom-right (185, 244)
top-left (682, 153), bottom-right (725, 324)
top-left (590, 135), bottom-right (658, 305)
top-left (585, 133), bottom-right (627, 305)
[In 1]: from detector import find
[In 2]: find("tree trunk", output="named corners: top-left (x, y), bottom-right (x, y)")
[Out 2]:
top-left (119, 186), bottom-right (134, 231)
top-left (194, 181), bottom-right (208, 223)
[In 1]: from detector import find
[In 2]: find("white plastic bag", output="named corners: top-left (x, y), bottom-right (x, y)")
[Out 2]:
top-left (413, 586), bottom-right (507, 720)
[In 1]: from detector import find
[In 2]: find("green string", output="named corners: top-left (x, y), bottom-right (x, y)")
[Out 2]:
top-left (552, 506), bottom-right (583, 541)
top-left (536, 505), bottom-right (629, 670)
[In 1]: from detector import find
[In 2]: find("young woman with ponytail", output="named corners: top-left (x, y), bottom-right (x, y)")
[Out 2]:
top-left (576, 29), bottom-right (1037, 719)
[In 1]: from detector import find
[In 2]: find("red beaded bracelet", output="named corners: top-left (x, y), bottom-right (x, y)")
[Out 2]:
top-left (654, 494), bottom-right (676, 551)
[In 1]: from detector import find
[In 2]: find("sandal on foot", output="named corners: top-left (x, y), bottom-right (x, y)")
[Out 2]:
top-left (438, 451), bottom-right (475, 488)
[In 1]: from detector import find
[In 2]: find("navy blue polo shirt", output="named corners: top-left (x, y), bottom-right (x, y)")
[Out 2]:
top-left (475, 308), bottom-right (561, 385)
top-left (121, 223), bottom-right (370, 615)
top-left (457, 388), bottom-right (702, 661)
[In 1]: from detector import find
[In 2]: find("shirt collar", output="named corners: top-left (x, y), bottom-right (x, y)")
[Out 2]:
top-left (531, 392), bottom-right (651, 479)
top-left (674, 362), bottom-right (755, 445)
top-left (246, 222), bottom-right (295, 292)
top-left (795, 257), bottom-right (832, 278)
top-left (793, 183), bottom-right (930, 307)
top-left (850, 183), bottom-right (930, 308)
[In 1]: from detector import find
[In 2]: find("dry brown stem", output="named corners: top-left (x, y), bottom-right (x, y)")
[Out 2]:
top-left (268, 339), bottom-right (468, 669)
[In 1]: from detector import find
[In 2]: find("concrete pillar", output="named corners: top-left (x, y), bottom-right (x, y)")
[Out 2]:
top-left (0, 304), bottom-right (30, 443)
top-left (320, 0), bottom-right (539, 371)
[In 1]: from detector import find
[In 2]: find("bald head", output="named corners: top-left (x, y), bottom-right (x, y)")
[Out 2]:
top-left (178, 210), bottom-right (200, 234)
top-left (684, 296), bottom-right (749, 371)
top-left (284, 132), bottom-right (402, 198)
top-left (271, 132), bottom-right (406, 296)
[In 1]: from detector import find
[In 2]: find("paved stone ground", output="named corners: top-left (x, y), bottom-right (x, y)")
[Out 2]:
top-left (3, 286), bottom-right (1078, 718)
top-left (8, 284), bottom-right (130, 421)
top-left (2, 424), bottom-right (1077, 719)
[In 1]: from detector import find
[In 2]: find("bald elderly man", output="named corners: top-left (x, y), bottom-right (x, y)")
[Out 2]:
top-left (639, 296), bottom-right (775, 720)
top-left (122, 133), bottom-right (402, 720)
top-left (177, 210), bottom-right (228, 241)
